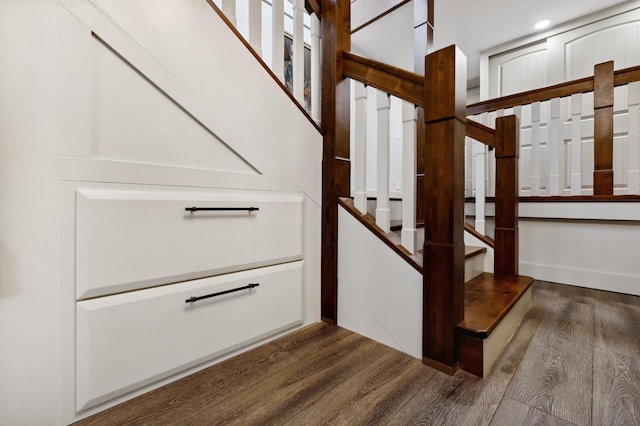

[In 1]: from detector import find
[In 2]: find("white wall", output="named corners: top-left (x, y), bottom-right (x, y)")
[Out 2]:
top-left (0, 0), bottom-right (321, 424)
top-left (0, 1), bottom-right (61, 424)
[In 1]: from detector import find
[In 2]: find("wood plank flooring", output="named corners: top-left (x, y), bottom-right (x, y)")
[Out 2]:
top-left (74, 281), bottom-right (640, 426)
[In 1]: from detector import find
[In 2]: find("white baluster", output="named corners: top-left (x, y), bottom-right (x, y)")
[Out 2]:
top-left (248, 0), bottom-right (263, 57)
top-left (628, 81), bottom-right (640, 195)
top-left (465, 135), bottom-right (474, 197)
top-left (222, 0), bottom-right (237, 27)
top-left (473, 140), bottom-right (486, 235)
top-left (310, 13), bottom-right (321, 122)
top-left (481, 112), bottom-right (495, 198)
top-left (292, 0), bottom-right (305, 105)
top-left (401, 101), bottom-right (417, 254)
top-left (530, 101), bottom-right (541, 195)
top-left (271, 0), bottom-right (284, 81)
top-left (570, 93), bottom-right (582, 195)
top-left (354, 82), bottom-right (368, 214)
top-left (548, 97), bottom-right (562, 195)
top-left (376, 90), bottom-right (391, 233)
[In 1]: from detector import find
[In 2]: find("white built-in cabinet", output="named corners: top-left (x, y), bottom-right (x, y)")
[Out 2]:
top-left (53, 0), bottom-right (320, 423)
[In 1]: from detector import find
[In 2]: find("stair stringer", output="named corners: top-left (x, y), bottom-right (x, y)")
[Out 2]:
top-left (337, 205), bottom-right (422, 359)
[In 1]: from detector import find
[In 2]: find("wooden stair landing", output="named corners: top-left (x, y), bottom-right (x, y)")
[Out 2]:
top-left (457, 272), bottom-right (534, 377)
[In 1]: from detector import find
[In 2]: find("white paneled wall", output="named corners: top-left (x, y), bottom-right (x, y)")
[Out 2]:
top-left (499, 49), bottom-right (548, 96)
top-left (566, 21), bottom-right (640, 80)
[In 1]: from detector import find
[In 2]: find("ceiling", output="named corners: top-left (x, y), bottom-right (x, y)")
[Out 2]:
top-left (352, 0), bottom-right (639, 85)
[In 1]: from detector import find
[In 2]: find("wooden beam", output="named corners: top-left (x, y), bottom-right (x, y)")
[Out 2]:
top-left (422, 45), bottom-right (466, 372)
top-left (494, 115), bottom-right (519, 277)
top-left (320, 0), bottom-right (350, 325)
top-left (593, 61), bottom-right (614, 196)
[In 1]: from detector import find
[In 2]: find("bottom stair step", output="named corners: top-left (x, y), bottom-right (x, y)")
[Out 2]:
top-left (457, 272), bottom-right (534, 378)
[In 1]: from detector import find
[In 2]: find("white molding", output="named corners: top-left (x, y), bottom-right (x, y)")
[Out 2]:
top-left (520, 262), bottom-right (640, 296)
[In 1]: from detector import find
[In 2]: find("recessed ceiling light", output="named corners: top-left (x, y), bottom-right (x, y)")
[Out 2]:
top-left (535, 20), bottom-right (550, 30)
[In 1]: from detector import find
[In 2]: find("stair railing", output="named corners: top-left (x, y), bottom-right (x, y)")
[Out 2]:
top-left (465, 62), bottom-right (640, 242)
top-left (344, 52), bottom-right (424, 254)
top-left (205, 0), bottom-right (321, 123)
top-left (466, 117), bottom-right (520, 276)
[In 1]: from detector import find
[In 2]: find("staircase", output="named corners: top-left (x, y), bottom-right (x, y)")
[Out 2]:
top-left (211, 0), bottom-right (534, 377)
top-left (338, 196), bottom-right (533, 377)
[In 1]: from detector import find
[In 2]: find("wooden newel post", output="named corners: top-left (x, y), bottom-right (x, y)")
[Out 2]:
top-left (594, 61), bottom-right (614, 196)
top-left (320, 0), bottom-right (350, 324)
top-left (494, 115), bottom-right (520, 277)
top-left (422, 45), bottom-right (466, 373)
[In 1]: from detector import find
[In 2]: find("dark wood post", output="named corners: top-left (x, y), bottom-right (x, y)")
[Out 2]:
top-left (422, 45), bottom-right (466, 373)
top-left (494, 115), bottom-right (520, 277)
top-left (320, 0), bottom-right (350, 324)
top-left (593, 61), bottom-right (614, 196)
top-left (414, 0), bottom-right (434, 224)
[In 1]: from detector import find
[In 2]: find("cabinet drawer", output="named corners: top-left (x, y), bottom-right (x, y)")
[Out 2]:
top-left (76, 188), bottom-right (303, 299)
top-left (76, 261), bottom-right (303, 411)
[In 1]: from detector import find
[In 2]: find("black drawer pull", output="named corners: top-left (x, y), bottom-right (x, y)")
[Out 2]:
top-left (185, 207), bottom-right (259, 212)
top-left (185, 283), bottom-right (260, 303)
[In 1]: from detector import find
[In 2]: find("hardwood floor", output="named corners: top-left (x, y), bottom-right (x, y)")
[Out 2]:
top-left (75, 281), bottom-right (640, 426)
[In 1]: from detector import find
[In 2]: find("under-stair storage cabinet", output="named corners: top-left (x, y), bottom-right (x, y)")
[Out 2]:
top-left (75, 188), bottom-right (303, 299)
top-left (76, 262), bottom-right (303, 411)
top-left (72, 186), bottom-right (305, 412)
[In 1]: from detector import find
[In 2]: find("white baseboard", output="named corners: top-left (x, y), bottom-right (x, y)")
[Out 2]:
top-left (520, 262), bottom-right (640, 296)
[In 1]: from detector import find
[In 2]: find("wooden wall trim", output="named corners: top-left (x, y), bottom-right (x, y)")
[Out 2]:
top-left (342, 52), bottom-right (424, 106)
top-left (351, 0), bottom-right (411, 34)
top-left (204, 0), bottom-right (321, 133)
top-left (467, 195), bottom-right (640, 203)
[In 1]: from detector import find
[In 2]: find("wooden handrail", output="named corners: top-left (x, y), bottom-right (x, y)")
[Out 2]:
top-left (464, 223), bottom-right (495, 248)
top-left (466, 119), bottom-right (495, 147)
top-left (204, 0), bottom-right (321, 133)
top-left (351, 0), bottom-right (411, 34)
top-left (342, 51), bottom-right (424, 106)
top-left (467, 64), bottom-right (640, 116)
top-left (613, 64), bottom-right (640, 86)
top-left (305, 0), bottom-right (321, 16)
top-left (467, 77), bottom-right (593, 116)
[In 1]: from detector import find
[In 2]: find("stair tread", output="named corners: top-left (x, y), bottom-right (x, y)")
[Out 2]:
top-left (457, 272), bottom-right (534, 339)
top-left (417, 245), bottom-right (486, 259)
top-left (464, 245), bottom-right (486, 259)
top-left (390, 220), bottom-right (425, 231)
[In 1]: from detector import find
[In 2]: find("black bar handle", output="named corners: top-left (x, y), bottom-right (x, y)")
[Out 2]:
top-left (185, 283), bottom-right (260, 303)
top-left (185, 207), bottom-right (259, 212)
